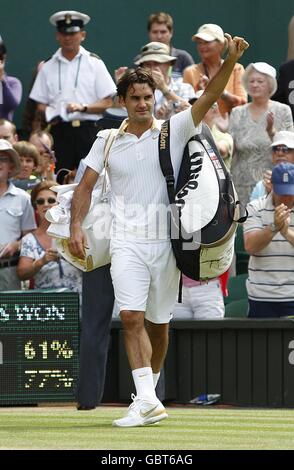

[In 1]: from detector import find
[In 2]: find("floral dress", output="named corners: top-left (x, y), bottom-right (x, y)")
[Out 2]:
top-left (229, 100), bottom-right (294, 207)
top-left (20, 232), bottom-right (82, 300)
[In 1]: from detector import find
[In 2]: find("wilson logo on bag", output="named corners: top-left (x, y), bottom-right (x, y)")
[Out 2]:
top-left (159, 120), bottom-right (247, 281)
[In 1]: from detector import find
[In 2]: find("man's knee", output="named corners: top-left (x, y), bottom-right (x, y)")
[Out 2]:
top-left (120, 310), bottom-right (145, 332)
top-left (145, 320), bottom-right (169, 341)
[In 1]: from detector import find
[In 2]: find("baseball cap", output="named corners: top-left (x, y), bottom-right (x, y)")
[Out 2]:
top-left (135, 42), bottom-right (177, 65)
top-left (271, 131), bottom-right (294, 149)
top-left (0, 139), bottom-right (20, 177)
top-left (192, 24), bottom-right (225, 43)
top-left (50, 11), bottom-right (90, 33)
top-left (271, 162), bottom-right (294, 195)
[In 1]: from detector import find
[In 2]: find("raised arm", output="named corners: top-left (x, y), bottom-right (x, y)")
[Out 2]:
top-left (68, 166), bottom-right (99, 259)
top-left (191, 34), bottom-right (249, 127)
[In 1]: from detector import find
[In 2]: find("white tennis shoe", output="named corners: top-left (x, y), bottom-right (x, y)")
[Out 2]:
top-left (112, 394), bottom-right (168, 427)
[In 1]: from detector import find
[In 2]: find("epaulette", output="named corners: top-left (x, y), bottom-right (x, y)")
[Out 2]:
top-left (89, 52), bottom-right (101, 60)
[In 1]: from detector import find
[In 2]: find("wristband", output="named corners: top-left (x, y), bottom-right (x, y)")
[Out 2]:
top-left (81, 104), bottom-right (88, 113)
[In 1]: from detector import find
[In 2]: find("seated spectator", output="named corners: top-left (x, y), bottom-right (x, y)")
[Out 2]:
top-left (229, 62), bottom-right (293, 207)
top-left (0, 36), bottom-right (22, 121)
top-left (17, 181), bottom-right (82, 299)
top-left (244, 162), bottom-right (294, 318)
top-left (145, 12), bottom-right (194, 78)
top-left (183, 23), bottom-right (247, 116)
top-left (0, 118), bottom-right (18, 143)
top-left (0, 139), bottom-right (36, 291)
top-left (172, 275), bottom-right (225, 320)
top-left (29, 130), bottom-right (56, 181)
top-left (12, 141), bottom-right (41, 192)
top-left (135, 42), bottom-right (195, 119)
top-left (251, 131), bottom-right (294, 201)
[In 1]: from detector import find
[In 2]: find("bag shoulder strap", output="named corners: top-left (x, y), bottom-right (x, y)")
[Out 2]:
top-left (158, 120), bottom-right (176, 205)
top-left (103, 128), bottom-right (118, 168)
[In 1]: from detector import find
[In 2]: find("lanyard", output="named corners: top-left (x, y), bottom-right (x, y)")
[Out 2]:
top-left (58, 55), bottom-right (82, 93)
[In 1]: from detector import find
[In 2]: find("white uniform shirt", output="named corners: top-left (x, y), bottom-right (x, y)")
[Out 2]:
top-left (29, 46), bottom-right (116, 122)
top-left (84, 108), bottom-right (201, 240)
top-left (244, 194), bottom-right (294, 301)
top-left (0, 183), bottom-right (36, 247)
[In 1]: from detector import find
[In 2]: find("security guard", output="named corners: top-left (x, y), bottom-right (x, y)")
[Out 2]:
top-left (30, 10), bottom-right (117, 172)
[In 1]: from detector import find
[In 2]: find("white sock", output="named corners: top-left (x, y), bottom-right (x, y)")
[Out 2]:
top-left (153, 372), bottom-right (160, 388)
top-left (132, 367), bottom-right (157, 401)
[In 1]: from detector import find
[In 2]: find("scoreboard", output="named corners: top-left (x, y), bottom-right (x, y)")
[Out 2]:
top-left (0, 290), bottom-right (79, 404)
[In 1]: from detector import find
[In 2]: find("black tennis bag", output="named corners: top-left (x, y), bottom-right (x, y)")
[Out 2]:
top-left (159, 120), bottom-right (246, 281)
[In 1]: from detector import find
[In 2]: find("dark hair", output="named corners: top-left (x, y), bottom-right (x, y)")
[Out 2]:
top-left (31, 180), bottom-right (58, 208)
top-left (0, 40), bottom-right (7, 57)
top-left (147, 12), bottom-right (173, 32)
top-left (116, 67), bottom-right (156, 99)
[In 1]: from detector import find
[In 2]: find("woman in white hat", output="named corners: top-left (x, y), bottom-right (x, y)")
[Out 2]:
top-left (229, 62), bottom-right (294, 207)
top-left (183, 23), bottom-right (247, 116)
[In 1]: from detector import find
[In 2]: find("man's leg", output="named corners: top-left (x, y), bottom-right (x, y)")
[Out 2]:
top-left (112, 310), bottom-right (168, 427)
top-left (145, 320), bottom-right (169, 373)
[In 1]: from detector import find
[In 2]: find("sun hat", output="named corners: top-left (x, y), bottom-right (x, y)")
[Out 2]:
top-left (135, 42), bottom-right (177, 65)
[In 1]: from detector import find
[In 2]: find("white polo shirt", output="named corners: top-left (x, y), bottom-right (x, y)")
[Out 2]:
top-left (244, 194), bottom-right (294, 301)
top-left (84, 108), bottom-right (201, 239)
top-left (29, 46), bottom-right (117, 122)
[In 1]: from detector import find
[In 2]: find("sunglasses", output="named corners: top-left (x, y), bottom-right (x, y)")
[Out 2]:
top-left (272, 146), bottom-right (292, 154)
top-left (36, 197), bottom-right (57, 205)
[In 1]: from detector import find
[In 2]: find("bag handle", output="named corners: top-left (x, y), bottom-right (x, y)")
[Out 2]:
top-left (102, 119), bottom-right (128, 195)
top-left (101, 129), bottom-right (118, 195)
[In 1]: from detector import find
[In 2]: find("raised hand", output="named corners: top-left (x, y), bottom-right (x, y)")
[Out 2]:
top-left (225, 34), bottom-right (249, 61)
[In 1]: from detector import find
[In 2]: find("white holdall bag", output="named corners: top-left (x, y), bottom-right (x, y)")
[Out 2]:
top-left (46, 129), bottom-right (117, 271)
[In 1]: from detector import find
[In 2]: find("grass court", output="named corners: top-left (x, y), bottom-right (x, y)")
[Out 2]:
top-left (0, 405), bottom-right (294, 450)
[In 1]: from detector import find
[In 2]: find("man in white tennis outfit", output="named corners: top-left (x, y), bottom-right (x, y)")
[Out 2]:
top-left (69, 34), bottom-right (249, 427)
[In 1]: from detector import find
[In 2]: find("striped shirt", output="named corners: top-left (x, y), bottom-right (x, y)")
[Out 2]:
top-left (244, 194), bottom-right (294, 301)
top-left (84, 108), bottom-right (201, 240)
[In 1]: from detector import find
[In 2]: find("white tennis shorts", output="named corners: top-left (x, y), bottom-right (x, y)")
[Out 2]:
top-left (110, 239), bottom-right (180, 324)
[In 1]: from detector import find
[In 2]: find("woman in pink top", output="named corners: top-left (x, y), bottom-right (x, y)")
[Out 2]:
top-left (183, 24), bottom-right (247, 116)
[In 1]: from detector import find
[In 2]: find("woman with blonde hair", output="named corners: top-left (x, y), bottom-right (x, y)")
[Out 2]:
top-left (229, 62), bottom-right (294, 206)
top-left (183, 23), bottom-right (247, 116)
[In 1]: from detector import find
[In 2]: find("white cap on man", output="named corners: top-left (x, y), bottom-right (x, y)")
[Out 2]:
top-left (270, 131), bottom-right (294, 149)
top-left (49, 11), bottom-right (90, 33)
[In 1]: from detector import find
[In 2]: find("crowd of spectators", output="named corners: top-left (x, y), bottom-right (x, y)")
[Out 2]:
top-left (1, 9), bottom-right (294, 322)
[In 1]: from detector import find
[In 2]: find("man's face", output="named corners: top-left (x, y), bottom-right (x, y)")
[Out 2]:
top-left (120, 83), bottom-right (155, 124)
top-left (141, 60), bottom-right (170, 76)
top-left (18, 156), bottom-right (36, 180)
top-left (273, 193), bottom-right (294, 209)
top-left (272, 146), bottom-right (294, 165)
top-left (148, 22), bottom-right (172, 45)
top-left (0, 152), bottom-right (13, 182)
top-left (0, 123), bottom-right (17, 144)
top-left (56, 31), bottom-right (86, 54)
